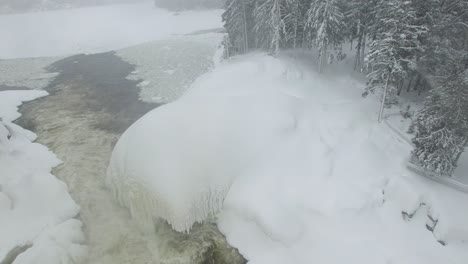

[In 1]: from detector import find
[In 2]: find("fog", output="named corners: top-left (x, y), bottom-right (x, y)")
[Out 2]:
top-left (0, 1), bottom-right (229, 262)
top-left (0, 2), bottom-right (222, 59)
top-left (154, 0), bottom-right (223, 10)
top-left (0, 0), bottom-right (147, 14)
top-left (0, 0), bottom-right (223, 14)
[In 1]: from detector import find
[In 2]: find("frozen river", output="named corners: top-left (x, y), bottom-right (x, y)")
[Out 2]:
top-left (0, 2), bottom-right (245, 262)
top-left (14, 46), bottom-right (244, 263)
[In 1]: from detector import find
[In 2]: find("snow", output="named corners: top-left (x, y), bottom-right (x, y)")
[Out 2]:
top-left (0, 90), bottom-right (47, 122)
top-left (454, 152), bottom-right (468, 184)
top-left (107, 52), bottom-right (468, 263)
top-left (116, 32), bottom-right (224, 103)
top-left (0, 1), bottom-right (223, 59)
top-left (0, 90), bottom-right (86, 263)
top-left (0, 57), bottom-right (59, 90)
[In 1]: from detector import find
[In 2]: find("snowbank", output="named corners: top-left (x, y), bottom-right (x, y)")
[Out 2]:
top-left (455, 152), bottom-right (468, 184)
top-left (0, 1), bottom-right (223, 59)
top-left (107, 53), bottom-right (468, 263)
top-left (0, 90), bottom-right (86, 263)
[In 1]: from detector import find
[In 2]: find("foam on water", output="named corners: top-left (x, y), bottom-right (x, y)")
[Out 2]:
top-left (15, 45), bottom-right (244, 263)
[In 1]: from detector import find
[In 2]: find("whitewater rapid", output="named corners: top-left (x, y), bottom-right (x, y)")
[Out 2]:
top-left (15, 50), bottom-right (244, 263)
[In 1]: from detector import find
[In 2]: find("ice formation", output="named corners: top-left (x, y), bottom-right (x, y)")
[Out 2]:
top-left (106, 88), bottom-right (301, 232)
top-left (107, 53), bottom-right (468, 263)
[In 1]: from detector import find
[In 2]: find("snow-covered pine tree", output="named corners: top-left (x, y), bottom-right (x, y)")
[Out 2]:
top-left (253, 0), bottom-right (289, 55)
top-left (344, 0), bottom-right (379, 71)
top-left (364, 0), bottom-right (427, 122)
top-left (223, 0), bottom-right (253, 55)
top-left (306, 0), bottom-right (346, 73)
top-left (418, 0), bottom-right (468, 72)
top-left (413, 60), bottom-right (468, 176)
top-left (411, 0), bottom-right (468, 176)
top-left (283, 0), bottom-right (309, 49)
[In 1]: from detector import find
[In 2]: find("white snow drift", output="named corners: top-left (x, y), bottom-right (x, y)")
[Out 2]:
top-left (0, 1), bottom-right (222, 59)
top-left (107, 53), bottom-right (468, 263)
top-left (0, 91), bottom-right (86, 263)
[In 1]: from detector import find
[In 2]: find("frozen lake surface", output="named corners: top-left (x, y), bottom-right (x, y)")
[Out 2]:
top-left (0, 1), bottom-right (222, 59)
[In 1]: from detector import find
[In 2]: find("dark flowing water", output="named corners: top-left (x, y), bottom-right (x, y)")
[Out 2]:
top-left (16, 52), bottom-right (245, 264)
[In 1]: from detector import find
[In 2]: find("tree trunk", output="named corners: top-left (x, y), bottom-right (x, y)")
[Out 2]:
top-left (378, 73), bottom-right (390, 122)
top-left (418, 78), bottom-right (426, 96)
top-left (318, 50), bottom-right (323, 73)
top-left (407, 74), bottom-right (414, 92)
top-left (242, 0), bottom-right (249, 53)
top-left (293, 21), bottom-right (297, 49)
top-left (413, 73), bottom-right (421, 92)
top-left (360, 35), bottom-right (366, 72)
top-left (453, 138), bottom-right (467, 176)
top-left (293, 2), bottom-right (298, 49)
top-left (397, 79), bottom-right (404, 96)
top-left (274, 0), bottom-right (280, 56)
top-left (319, 44), bottom-right (327, 73)
top-left (354, 34), bottom-right (362, 71)
top-left (225, 37), bottom-right (230, 58)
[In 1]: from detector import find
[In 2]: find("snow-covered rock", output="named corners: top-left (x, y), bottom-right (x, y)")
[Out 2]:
top-left (107, 53), bottom-right (468, 263)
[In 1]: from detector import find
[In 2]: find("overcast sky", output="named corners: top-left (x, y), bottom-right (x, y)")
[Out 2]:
top-left (0, 0), bottom-right (223, 13)
top-left (0, 0), bottom-right (147, 13)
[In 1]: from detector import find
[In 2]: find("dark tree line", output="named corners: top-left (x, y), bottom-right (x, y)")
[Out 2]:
top-left (223, 0), bottom-right (468, 176)
top-left (154, 0), bottom-right (223, 11)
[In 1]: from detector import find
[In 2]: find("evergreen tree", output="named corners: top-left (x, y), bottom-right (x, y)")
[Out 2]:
top-left (253, 0), bottom-right (289, 55)
top-left (413, 60), bottom-right (468, 176)
top-left (364, 0), bottom-right (427, 121)
top-left (344, 0), bottom-right (379, 71)
top-left (306, 0), bottom-right (346, 72)
top-left (223, 0), bottom-right (253, 54)
top-left (412, 0), bottom-right (468, 176)
top-left (283, 0), bottom-right (309, 49)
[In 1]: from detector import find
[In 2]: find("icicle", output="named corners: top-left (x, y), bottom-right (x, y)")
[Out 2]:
top-left (106, 161), bottom-right (231, 233)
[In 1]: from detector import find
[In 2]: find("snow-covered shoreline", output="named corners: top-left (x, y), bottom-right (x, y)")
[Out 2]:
top-left (0, 90), bottom-right (86, 263)
top-left (108, 52), bottom-right (468, 264)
